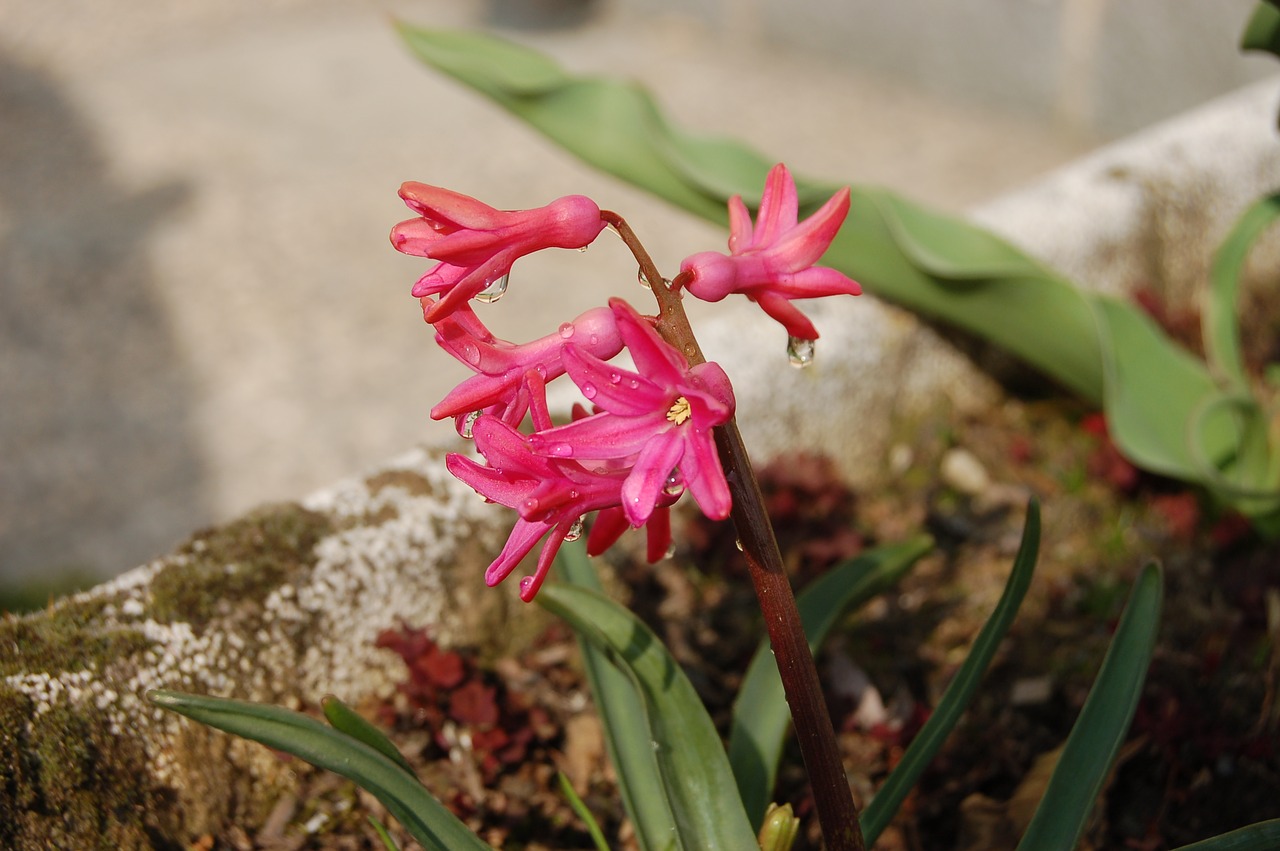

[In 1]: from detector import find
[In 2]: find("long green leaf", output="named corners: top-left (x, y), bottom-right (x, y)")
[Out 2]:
top-left (1171, 819), bottom-right (1280, 850)
top-left (395, 25), bottom-right (1280, 522)
top-left (1015, 562), bottom-right (1164, 851)
top-left (1242, 2), bottom-right (1280, 58)
top-left (147, 690), bottom-right (491, 851)
top-left (551, 542), bottom-right (679, 851)
top-left (728, 535), bottom-right (933, 827)
top-left (557, 771), bottom-right (611, 851)
top-left (537, 583), bottom-right (758, 850)
top-left (322, 694), bottom-right (417, 776)
top-left (861, 500), bottom-right (1040, 844)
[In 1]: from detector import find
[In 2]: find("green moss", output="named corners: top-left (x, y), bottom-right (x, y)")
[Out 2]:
top-left (0, 601), bottom-right (153, 679)
top-left (149, 503), bottom-right (334, 628)
top-left (0, 686), bottom-right (176, 851)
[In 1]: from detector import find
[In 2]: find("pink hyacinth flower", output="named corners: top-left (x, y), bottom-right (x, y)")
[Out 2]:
top-left (678, 163), bottom-right (860, 340)
top-left (528, 298), bottom-right (735, 526)
top-left (447, 413), bottom-right (631, 602)
top-left (428, 299), bottom-right (624, 430)
top-left (391, 182), bottom-right (606, 322)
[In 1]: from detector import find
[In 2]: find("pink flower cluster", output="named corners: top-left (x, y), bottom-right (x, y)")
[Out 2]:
top-left (391, 166), bottom-right (856, 599)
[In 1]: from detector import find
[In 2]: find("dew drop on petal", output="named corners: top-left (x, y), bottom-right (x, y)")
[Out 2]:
top-left (581, 383), bottom-right (598, 400)
top-left (627, 379), bottom-right (639, 390)
top-left (460, 341), bottom-right (481, 365)
top-left (475, 273), bottom-right (510, 303)
top-left (609, 371), bottom-right (622, 384)
top-left (519, 576), bottom-right (536, 596)
top-left (559, 322), bottom-right (575, 339)
top-left (578, 244), bottom-right (590, 253)
top-left (550, 443), bottom-right (574, 457)
top-left (458, 410), bottom-right (482, 439)
top-left (522, 497), bottom-right (540, 515)
top-left (787, 336), bottom-right (815, 368)
top-left (564, 516), bottom-right (584, 542)
top-left (663, 469), bottom-right (684, 496)
top-left (588, 334), bottom-right (599, 346)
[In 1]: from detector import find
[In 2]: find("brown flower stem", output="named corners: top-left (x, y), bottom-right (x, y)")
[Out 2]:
top-left (601, 211), bottom-right (865, 851)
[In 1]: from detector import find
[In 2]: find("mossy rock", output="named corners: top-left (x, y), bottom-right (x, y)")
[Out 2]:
top-left (0, 446), bottom-right (537, 848)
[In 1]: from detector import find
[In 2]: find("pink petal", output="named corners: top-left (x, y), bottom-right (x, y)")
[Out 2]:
top-left (484, 518), bottom-right (550, 587)
top-left (587, 507), bottom-right (631, 556)
top-left (753, 292), bottom-right (820, 340)
top-left (609, 299), bottom-right (687, 380)
top-left (676, 430), bottom-right (732, 520)
top-left (621, 433), bottom-right (684, 526)
top-left (528, 410), bottom-right (669, 461)
top-left (751, 164), bottom-right (800, 248)
top-left (561, 344), bottom-right (666, 415)
top-left (399, 181), bottom-right (509, 230)
top-left (726, 195), bottom-right (754, 253)
top-left (773, 186), bottom-right (851, 269)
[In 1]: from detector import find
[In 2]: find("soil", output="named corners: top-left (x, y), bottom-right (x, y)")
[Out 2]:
top-left (197, 383), bottom-right (1280, 850)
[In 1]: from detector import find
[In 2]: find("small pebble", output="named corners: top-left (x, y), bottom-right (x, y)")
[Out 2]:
top-left (940, 447), bottom-right (990, 496)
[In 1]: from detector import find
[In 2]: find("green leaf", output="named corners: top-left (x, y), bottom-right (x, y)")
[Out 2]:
top-left (537, 582), bottom-right (758, 850)
top-left (557, 771), bottom-right (611, 851)
top-left (395, 25), bottom-right (1280, 520)
top-left (861, 500), bottom-right (1040, 844)
top-left (147, 690), bottom-right (491, 851)
top-left (322, 694), bottom-right (417, 776)
top-left (552, 543), bottom-right (680, 851)
top-left (1206, 193), bottom-right (1280, 387)
top-left (368, 815), bottom-right (402, 851)
top-left (1171, 819), bottom-right (1280, 850)
top-left (728, 535), bottom-right (933, 827)
top-left (1242, 3), bottom-right (1280, 58)
top-left (1015, 562), bottom-right (1164, 851)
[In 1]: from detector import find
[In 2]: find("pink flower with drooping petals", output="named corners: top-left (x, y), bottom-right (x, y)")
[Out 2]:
top-left (391, 182), bottom-right (606, 322)
top-left (678, 163), bottom-right (860, 340)
top-left (428, 299), bottom-right (624, 431)
top-left (528, 298), bottom-right (735, 526)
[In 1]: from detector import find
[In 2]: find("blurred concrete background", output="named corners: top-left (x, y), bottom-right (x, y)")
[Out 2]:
top-left (0, 0), bottom-right (1274, 586)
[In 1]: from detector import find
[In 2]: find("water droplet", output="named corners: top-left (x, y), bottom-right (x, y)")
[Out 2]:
top-left (578, 244), bottom-right (590, 253)
top-left (559, 322), bottom-right (575, 339)
top-left (581, 383), bottom-right (598, 400)
top-left (663, 469), bottom-right (683, 496)
top-left (604, 223), bottom-right (621, 239)
top-left (637, 269), bottom-right (652, 290)
top-left (786, 336), bottom-right (815, 368)
top-left (519, 576), bottom-right (536, 595)
top-left (609, 371), bottom-right (622, 384)
top-left (475, 273), bottom-right (509, 303)
top-left (627, 379), bottom-right (639, 389)
top-left (663, 542), bottom-right (676, 559)
top-left (588, 334), bottom-right (599, 346)
top-left (521, 497), bottom-right (540, 515)
top-left (564, 516), bottom-right (584, 542)
top-left (550, 443), bottom-right (574, 457)
top-left (734, 538), bottom-right (744, 552)
top-left (460, 341), bottom-right (481, 365)
top-left (457, 410), bottom-right (482, 439)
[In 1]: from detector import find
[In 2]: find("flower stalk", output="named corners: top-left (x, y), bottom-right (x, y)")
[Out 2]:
top-left (602, 210), bottom-right (866, 851)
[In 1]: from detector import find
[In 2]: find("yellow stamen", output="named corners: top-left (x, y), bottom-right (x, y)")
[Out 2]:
top-left (666, 396), bottom-right (691, 425)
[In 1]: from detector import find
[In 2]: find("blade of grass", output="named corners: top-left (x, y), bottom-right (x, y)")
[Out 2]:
top-left (1015, 562), bottom-right (1164, 851)
top-left (1171, 819), bottom-right (1280, 850)
top-left (147, 690), bottom-right (491, 851)
top-left (552, 542), bottom-right (680, 851)
top-left (557, 771), bottom-right (611, 851)
top-left (861, 500), bottom-right (1041, 844)
top-left (538, 583), bottom-right (759, 850)
top-left (322, 694), bottom-right (416, 776)
top-left (729, 535), bottom-right (933, 827)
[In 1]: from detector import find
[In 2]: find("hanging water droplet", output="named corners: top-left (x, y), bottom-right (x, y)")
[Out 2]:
top-left (458, 410), bottom-right (482, 439)
top-left (786, 336), bottom-right (815, 368)
top-left (604, 222), bottom-right (621, 239)
top-left (578, 244), bottom-right (590, 253)
top-left (475, 273), bottom-right (509, 303)
top-left (581, 383), bottom-right (598, 400)
top-left (663, 469), bottom-right (683, 496)
top-left (563, 516), bottom-right (584, 542)
top-left (637, 268), bottom-right (652, 290)
top-left (558, 322), bottom-right (575, 339)
top-left (460, 341), bottom-right (481, 365)
top-left (609, 371), bottom-right (622, 384)
top-left (550, 443), bottom-right (574, 457)
top-left (734, 538), bottom-right (745, 552)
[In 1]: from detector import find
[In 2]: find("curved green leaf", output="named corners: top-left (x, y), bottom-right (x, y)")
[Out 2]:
top-left (729, 535), bottom-right (933, 827)
top-left (551, 542), bottom-right (680, 851)
top-left (1206, 193), bottom-right (1280, 386)
top-left (557, 771), bottom-right (611, 851)
top-left (1015, 562), bottom-right (1164, 851)
top-left (861, 500), bottom-right (1040, 844)
top-left (1242, 3), bottom-right (1280, 58)
top-left (1171, 819), bottom-right (1280, 850)
top-left (537, 583), bottom-right (758, 850)
top-left (322, 694), bottom-right (417, 776)
top-left (395, 25), bottom-right (1280, 521)
top-left (147, 690), bottom-right (491, 851)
